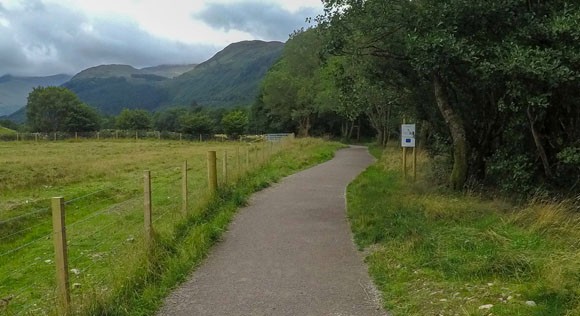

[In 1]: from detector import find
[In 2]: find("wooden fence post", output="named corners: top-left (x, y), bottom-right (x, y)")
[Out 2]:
top-left (182, 161), bottom-right (188, 216)
top-left (97, 132), bottom-right (100, 140)
top-left (144, 171), bottom-right (152, 246)
top-left (236, 146), bottom-right (241, 178)
top-left (246, 146), bottom-right (250, 171)
top-left (223, 150), bottom-right (228, 185)
top-left (51, 197), bottom-right (70, 315)
top-left (35, 133), bottom-right (38, 142)
top-left (207, 151), bottom-right (217, 193)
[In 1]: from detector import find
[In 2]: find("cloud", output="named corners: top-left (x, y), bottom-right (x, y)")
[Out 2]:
top-left (194, 1), bottom-right (318, 41)
top-left (0, 1), bottom-right (218, 76)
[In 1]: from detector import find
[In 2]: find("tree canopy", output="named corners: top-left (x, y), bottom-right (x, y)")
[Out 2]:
top-left (26, 86), bottom-right (100, 132)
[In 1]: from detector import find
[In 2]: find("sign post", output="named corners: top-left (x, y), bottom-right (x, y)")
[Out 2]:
top-left (401, 123), bottom-right (416, 180)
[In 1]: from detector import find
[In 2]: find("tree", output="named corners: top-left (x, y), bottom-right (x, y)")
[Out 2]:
top-left (178, 112), bottom-right (214, 135)
top-left (115, 109), bottom-right (152, 130)
top-left (318, 0), bottom-right (580, 191)
top-left (26, 86), bottom-right (100, 132)
top-left (221, 110), bottom-right (249, 137)
top-left (65, 103), bottom-right (101, 132)
top-left (261, 29), bottom-right (325, 137)
top-left (154, 108), bottom-right (187, 132)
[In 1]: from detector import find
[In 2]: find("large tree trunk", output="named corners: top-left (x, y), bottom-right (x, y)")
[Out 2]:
top-left (527, 106), bottom-right (553, 178)
top-left (433, 74), bottom-right (468, 190)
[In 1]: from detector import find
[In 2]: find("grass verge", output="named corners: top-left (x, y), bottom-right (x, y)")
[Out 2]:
top-left (347, 147), bottom-right (580, 315)
top-left (80, 138), bottom-right (343, 315)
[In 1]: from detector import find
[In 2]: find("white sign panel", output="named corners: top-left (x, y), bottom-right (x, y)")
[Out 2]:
top-left (401, 124), bottom-right (416, 148)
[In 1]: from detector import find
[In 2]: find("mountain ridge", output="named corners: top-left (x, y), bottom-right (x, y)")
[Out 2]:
top-left (2, 40), bottom-right (284, 120)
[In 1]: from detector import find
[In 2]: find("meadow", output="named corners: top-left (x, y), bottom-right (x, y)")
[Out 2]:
top-left (348, 146), bottom-right (580, 315)
top-left (0, 138), bottom-right (341, 315)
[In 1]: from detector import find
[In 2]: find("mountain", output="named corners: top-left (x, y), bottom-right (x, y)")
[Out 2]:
top-left (140, 64), bottom-right (197, 78)
top-left (0, 74), bottom-right (72, 116)
top-left (62, 65), bottom-right (169, 114)
top-left (166, 40), bottom-right (284, 107)
top-left (63, 40), bottom-right (284, 115)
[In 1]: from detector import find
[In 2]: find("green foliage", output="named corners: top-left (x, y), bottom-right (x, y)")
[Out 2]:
top-left (262, 30), bottom-right (321, 136)
top-left (153, 108), bottom-right (187, 132)
top-left (487, 152), bottom-right (536, 195)
top-left (178, 112), bottom-right (214, 135)
top-left (26, 86), bottom-right (100, 132)
top-left (317, 0), bottom-right (580, 192)
top-left (116, 108), bottom-right (153, 130)
top-left (221, 110), bottom-right (248, 137)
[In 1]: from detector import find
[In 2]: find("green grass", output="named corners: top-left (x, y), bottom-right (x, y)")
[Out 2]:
top-left (0, 138), bottom-right (342, 315)
top-left (347, 147), bottom-right (580, 315)
top-left (0, 126), bottom-right (16, 135)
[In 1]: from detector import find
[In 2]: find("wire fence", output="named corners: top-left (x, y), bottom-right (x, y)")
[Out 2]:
top-left (0, 137), bottom-right (288, 315)
top-left (0, 130), bottom-right (289, 143)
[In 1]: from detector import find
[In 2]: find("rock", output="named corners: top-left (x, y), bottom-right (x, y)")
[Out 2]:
top-left (70, 268), bottom-right (80, 275)
top-left (526, 301), bottom-right (537, 307)
top-left (479, 304), bottom-right (494, 310)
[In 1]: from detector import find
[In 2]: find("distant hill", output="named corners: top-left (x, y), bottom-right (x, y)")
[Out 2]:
top-left (0, 74), bottom-right (72, 116)
top-left (0, 125), bottom-right (16, 135)
top-left (166, 40), bottom-right (284, 107)
top-left (63, 40), bottom-right (284, 115)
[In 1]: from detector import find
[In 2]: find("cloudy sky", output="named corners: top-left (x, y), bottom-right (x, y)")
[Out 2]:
top-left (0, 0), bottom-right (322, 77)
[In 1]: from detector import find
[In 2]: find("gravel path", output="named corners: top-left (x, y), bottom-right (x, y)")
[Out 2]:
top-left (157, 146), bottom-right (386, 316)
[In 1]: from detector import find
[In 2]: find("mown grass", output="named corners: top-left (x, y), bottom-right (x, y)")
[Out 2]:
top-left (347, 146), bottom-right (580, 315)
top-left (0, 138), bottom-right (341, 315)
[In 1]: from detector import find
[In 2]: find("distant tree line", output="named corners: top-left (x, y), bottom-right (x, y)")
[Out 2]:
top-left (251, 0), bottom-right (580, 194)
top-left (10, 86), bottom-right (251, 138)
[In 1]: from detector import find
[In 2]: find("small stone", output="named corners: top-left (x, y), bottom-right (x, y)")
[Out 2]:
top-left (526, 301), bottom-right (537, 307)
top-left (487, 283), bottom-right (494, 287)
top-left (507, 296), bottom-right (513, 301)
top-left (70, 268), bottom-right (80, 275)
top-left (479, 304), bottom-right (494, 310)
top-left (44, 259), bottom-right (52, 264)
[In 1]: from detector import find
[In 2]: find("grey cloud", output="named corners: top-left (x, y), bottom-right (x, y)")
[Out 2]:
top-left (194, 2), bottom-right (318, 40)
top-left (0, 1), bottom-right (218, 76)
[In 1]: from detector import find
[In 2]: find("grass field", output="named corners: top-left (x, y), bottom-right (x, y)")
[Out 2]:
top-left (0, 138), bottom-right (342, 315)
top-left (0, 126), bottom-right (16, 136)
top-left (347, 146), bottom-right (580, 315)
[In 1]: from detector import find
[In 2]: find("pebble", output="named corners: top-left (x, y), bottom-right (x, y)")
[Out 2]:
top-left (479, 304), bottom-right (494, 310)
top-left (526, 301), bottom-right (537, 307)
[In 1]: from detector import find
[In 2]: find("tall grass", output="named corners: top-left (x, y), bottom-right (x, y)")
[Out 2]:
top-left (0, 138), bottom-right (342, 315)
top-left (347, 146), bottom-right (580, 315)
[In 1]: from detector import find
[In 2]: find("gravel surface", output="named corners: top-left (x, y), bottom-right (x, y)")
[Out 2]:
top-left (157, 146), bottom-right (386, 316)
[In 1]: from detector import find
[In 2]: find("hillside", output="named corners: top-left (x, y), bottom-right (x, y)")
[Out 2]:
top-left (140, 64), bottom-right (197, 78)
top-left (0, 74), bottom-right (72, 116)
top-left (166, 40), bottom-right (284, 107)
top-left (62, 40), bottom-right (284, 115)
